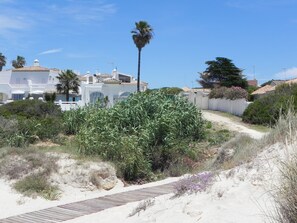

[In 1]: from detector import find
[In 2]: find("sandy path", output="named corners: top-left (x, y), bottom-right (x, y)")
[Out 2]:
top-left (202, 110), bottom-right (266, 139)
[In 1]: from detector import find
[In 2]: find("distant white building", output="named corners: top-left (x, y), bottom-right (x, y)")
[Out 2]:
top-left (0, 60), bottom-right (148, 109)
top-left (79, 69), bottom-right (147, 108)
top-left (0, 59), bottom-right (59, 102)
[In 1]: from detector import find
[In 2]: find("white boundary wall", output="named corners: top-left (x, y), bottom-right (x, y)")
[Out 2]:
top-left (186, 92), bottom-right (251, 116)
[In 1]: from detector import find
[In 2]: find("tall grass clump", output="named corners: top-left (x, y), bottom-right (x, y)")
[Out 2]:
top-left (261, 108), bottom-right (297, 147)
top-left (75, 91), bottom-right (205, 181)
top-left (272, 155), bottom-right (297, 223)
top-left (262, 108), bottom-right (297, 222)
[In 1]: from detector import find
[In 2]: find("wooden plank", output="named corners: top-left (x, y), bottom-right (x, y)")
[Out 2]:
top-left (28, 210), bottom-right (69, 221)
top-left (0, 219), bottom-right (25, 223)
top-left (47, 207), bottom-right (83, 217)
top-left (0, 182), bottom-right (178, 223)
top-left (5, 215), bottom-right (52, 223)
top-left (17, 212), bottom-right (61, 222)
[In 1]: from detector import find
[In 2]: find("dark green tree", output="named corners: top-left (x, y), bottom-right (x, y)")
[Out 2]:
top-left (198, 57), bottom-right (248, 89)
top-left (56, 70), bottom-right (80, 101)
top-left (0, 53), bottom-right (6, 71)
top-left (131, 21), bottom-right (153, 92)
top-left (12, 55), bottom-right (26, 68)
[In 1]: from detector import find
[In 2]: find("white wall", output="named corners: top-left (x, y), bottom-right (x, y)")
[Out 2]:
top-left (186, 92), bottom-right (250, 116)
top-left (208, 98), bottom-right (250, 116)
top-left (80, 82), bottom-right (138, 107)
top-left (10, 71), bottom-right (49, 84)
top-left (0, 71), bottom-right (11, 84)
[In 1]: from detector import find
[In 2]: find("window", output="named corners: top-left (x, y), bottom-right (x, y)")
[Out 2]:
top-left (90, 92), bottom-right (104, 104)
top-left (12, 94), bottom-right (24, 100)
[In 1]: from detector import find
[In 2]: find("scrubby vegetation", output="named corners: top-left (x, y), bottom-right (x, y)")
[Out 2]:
top-left (75, 91), bottom-right (205, 181)
top-left (266, 109), bottom-right (297, 223)
top-left (0, 91), bottom-right (234, 198)
top-left (242, 83), bottom-right (297, 126)
top-left (0, 147), bottom-right (59, 200)
top-left (209, 86), bottom-right (248, 100)
top-left (0, 100), bottom-right (63, 147)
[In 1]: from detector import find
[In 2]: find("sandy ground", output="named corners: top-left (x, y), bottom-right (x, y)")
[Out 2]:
top-left (64, 142), bottom-right (286, 223)
top-left (0, 176), bottom-right (181, 219)
top-left (202, 110), bottom-right (266, 139)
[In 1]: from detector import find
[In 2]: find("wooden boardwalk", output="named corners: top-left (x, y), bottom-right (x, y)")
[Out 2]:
top-left (0, 182), bottom-right (176, 223)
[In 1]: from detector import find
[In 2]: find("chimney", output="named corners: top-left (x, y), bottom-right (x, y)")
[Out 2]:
top-left (33, 59), bottom-right (40, 67)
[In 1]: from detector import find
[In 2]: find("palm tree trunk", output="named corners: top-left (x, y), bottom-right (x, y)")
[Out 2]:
top-left (137, 48), bottom-right (142, 92)
top-left (66, 87), bottom-right (69, 102)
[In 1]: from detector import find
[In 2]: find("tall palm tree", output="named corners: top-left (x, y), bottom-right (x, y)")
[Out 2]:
top-left (12, 55), bottom-right (26, 68)
top-left (0, 53), bottom-right (6, 71)
top-left (131, 21), bottom-right (153, 92)
top-left (56, 70), bottom-right (80, 101)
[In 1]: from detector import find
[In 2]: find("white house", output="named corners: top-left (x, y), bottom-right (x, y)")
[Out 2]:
top-left (0, 60), bottom-right (148, 109)
top-left (0, 59), bottom-right (60, 102)
top-left (79, 69), bottom-right (147, 107)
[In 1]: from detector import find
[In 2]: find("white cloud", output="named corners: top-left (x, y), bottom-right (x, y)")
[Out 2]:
top-left (0, 15), bottom-right (28, 30)
top-left (0, 14), bottom-right (31, 40)
top-left (39, 48), bottom-right (63, 55)
top-left (275, 67), bottom-right (297, 80)
top-left (47, 1), bottom-right (117, 23)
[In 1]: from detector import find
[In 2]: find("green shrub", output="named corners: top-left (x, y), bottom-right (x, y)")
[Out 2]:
top-left (209, 87), bottom-right (228, 99)
top-left (0, 100), bottom-right (62, 119)
top-left (76, 91), bottom-right (205, 181)
top-left (0, 100), bottom-right (64, 146)
top-left (225, 86), bottom-right (248, 100)
top-left (242, 83), bottom-right (297, 126)
top-left (160, 87), bottom-right (183, 95)
top-left (44, 92), bottom-right (56, 103)
top-left (14, 173), bottom-right (59, 200)
top-left (209, 86), bottom-right (248, 100)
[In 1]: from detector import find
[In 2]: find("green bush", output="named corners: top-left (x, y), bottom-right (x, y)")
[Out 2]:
top-left (0, 100), bottom-right (64, 146)
top-left (160, 87), bottom-right (183, 95)
top-left (14, 173), bottom-right (59, 200)
top-left (242, 83), bottom-right (297, 126)
top-left (209, 87), bottom-right (228, 99)
top-left (0, 100), bottom-right (62, 119)
top-left (76, 91), bottom-right (205, 181)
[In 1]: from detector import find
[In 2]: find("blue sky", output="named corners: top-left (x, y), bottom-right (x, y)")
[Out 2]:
top-left (1, 0), bottom-right (297, 88)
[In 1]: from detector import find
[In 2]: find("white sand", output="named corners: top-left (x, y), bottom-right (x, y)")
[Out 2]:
top-left (0, 175), bottom-right (181, 219)
top-left (63, 142), bottom-right (287, 223)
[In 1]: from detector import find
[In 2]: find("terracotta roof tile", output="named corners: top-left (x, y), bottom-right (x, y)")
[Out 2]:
top-left (251, 85), bottom-right (275, 95)
top-left (13, 66), bottom-right (50, 72)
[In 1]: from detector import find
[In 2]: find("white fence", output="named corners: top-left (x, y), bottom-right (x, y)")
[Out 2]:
top-left (186, 92), bottom-right (251, 116)
top-left (55, 100), bottom-right (84, 111)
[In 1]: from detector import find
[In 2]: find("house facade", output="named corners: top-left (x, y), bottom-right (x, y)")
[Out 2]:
top-left (0, 60), bottom-right (148, 109)
top-left (0, 60), bottom-right (59, 102)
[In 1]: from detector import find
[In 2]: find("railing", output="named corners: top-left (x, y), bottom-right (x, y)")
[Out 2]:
top-left (55, 101), bottom-right (84, 111)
